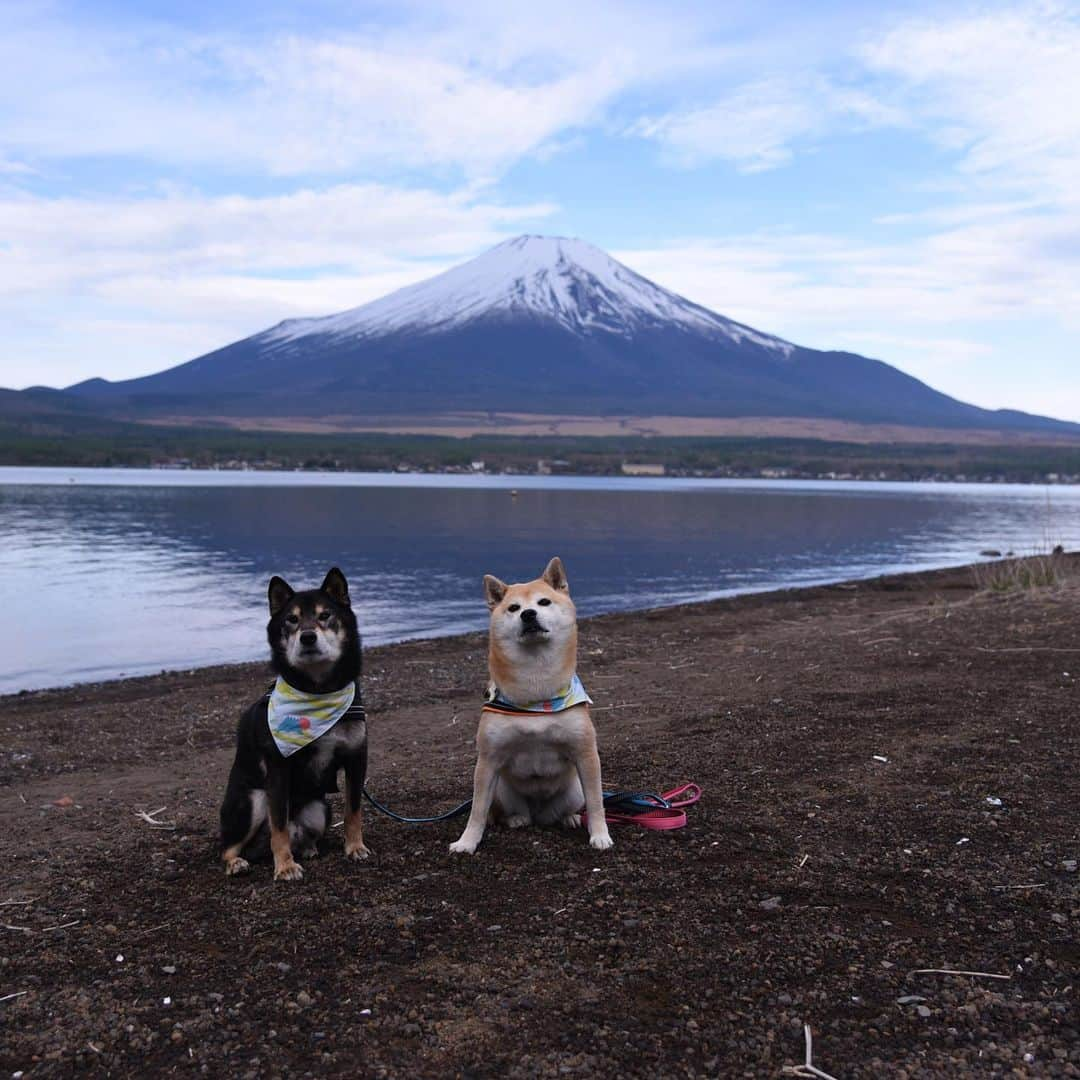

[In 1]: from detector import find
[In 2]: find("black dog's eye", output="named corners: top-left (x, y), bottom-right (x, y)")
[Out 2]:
top-left (537, 598), bottom-right (552, 606)
top-left (507, 603), bottom-right (520, 613)
top-left (285, 613), bottom-right (299, 626)
top-left (317, 611), bottom-right (331, 623)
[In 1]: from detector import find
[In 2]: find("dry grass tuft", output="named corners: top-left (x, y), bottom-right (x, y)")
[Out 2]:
top-left (973, 551), bottom-right (1069, 594)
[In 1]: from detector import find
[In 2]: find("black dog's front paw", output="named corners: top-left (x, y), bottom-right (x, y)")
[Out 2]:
top-left (273, 860), bottom-right (304, 882)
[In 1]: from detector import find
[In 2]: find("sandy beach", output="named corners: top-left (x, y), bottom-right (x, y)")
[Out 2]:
top-left (1, 559), bottom-right (1077, 1077)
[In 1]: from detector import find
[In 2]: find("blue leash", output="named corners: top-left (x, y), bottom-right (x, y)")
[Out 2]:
top-left (361, 786), bottom-right (675, 825)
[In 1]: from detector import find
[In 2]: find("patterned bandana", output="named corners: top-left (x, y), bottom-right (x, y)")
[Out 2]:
top-left (483, 672), bottom-right (593, 715)
top-left (267, 677), bottom-right (356, 757)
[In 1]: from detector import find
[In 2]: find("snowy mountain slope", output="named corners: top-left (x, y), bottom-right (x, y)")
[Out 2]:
top-left (61, 235), bottom-right (1079, 434)
top-left (260, 235), bottom-right (793, 354)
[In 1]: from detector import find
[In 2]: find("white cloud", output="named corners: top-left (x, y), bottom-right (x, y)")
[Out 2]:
top-left (631, 75), bottom-right (907, 171)
top-left (0, 3), bottom-right (686, 178)
top-left (860, 2), bottom-right (1080, 197)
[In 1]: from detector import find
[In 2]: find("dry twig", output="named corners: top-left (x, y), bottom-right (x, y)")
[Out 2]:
top-left (911, 968), bottom-right (1011, 980)
top-left (135, 806), bottom-right (176, 830)
top-left (0, 991), bottom-right (29, 1003)
top-left (781, 1024), bottom-right (839, 1080)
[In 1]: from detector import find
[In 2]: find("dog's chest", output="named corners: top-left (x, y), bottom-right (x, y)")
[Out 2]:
top-left (484, 710), bottom-right (585, 772)
top-left (302, 718), bottom-right (366, 777)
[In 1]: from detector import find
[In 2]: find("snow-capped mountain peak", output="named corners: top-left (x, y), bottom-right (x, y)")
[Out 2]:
top-left (263, 234), bottom-right (792, 354)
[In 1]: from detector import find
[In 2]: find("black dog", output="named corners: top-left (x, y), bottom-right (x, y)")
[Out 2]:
top-left (219, 568), bottom-right (370, 881)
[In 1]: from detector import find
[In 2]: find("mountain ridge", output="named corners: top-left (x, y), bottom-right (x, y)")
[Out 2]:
top-left (35, 234), bottom-right (1080, 435)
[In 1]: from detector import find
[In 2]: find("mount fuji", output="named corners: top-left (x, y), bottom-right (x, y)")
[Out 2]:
top-left (64, 235), bottom-right (1075, 434)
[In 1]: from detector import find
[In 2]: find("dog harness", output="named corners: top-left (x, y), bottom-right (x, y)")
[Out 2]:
top-left (266, 677), bottom-right (360, 757)
top-left (482, 672), bottom-right (593, 716)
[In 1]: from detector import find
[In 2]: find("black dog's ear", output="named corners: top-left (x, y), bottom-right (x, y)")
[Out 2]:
top-left (320, 567), bottom-right (351, 608)
top-left (541, 556), bottom-right (569, 593)
top-left (483, 574), bottom-right (508, 610)
top-left (268, 576), bottom-right (294, 616)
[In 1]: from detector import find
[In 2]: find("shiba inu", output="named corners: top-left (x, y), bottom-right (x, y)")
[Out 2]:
top-left (219, 568), bottom-right (371, 881)
top-left (450, 557), bottom-right (613, 854)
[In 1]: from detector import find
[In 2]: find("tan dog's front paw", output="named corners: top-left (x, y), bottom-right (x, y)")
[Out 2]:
top-left (589, 832), bottom-right (614, 851)
top-left (224, 857), bottom-right (250, 877)
top-left (273, 860), bottom-right (305, 881)
top-left (449, 836), bottom-right (480, 854)
top-left (345, 842), bottom-right (372, 861)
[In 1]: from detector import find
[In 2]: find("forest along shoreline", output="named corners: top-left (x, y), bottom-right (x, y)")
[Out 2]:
top-left (1, 556), bottom-right (1077, 1077)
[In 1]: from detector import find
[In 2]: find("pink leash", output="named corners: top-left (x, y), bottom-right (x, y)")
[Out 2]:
top-left (585, 782), bottom-right (702, 831)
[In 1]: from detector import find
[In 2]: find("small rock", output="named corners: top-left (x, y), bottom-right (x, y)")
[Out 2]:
top-left (916, 1005), bottom-right (932, 1018)
top-left (1062, 860), bottom-right (1077, 872)
top-left (162, 965), bottom-right (176, 975)
top-left (1050, 913), bottom-right (1067, 925)
top-left (52, 795), bottom-right (75, 808)
top-left (759, 896), bottom-right (782, 911)
top-left (897, 996), bottom-right (926, 1005)
top-left (296, 991), bottom-right (314, 1008)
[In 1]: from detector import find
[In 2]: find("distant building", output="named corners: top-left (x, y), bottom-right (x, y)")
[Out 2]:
top-left (470, 461), bottom-right (486, 472)
top-left (621, 462), bottom-right (666, 477)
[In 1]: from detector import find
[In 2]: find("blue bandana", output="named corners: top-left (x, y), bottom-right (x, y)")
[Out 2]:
top-left (266, 677), bottom-right (356, 757)
top-left (483, 672), bottom-right (593, 714)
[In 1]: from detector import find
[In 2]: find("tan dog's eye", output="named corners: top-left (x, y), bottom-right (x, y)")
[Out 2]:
top-left (537, 598), bottom-right (552, 606)
top-left (507, 603), bottom-right (520, 613)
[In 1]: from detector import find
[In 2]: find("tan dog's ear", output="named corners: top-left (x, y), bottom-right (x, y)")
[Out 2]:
top-left (320, 567), bottom-right (351, 608)
top-left (268, 576), bottom-right (294, 616)
top-left (541, 556), bottom-right (569, 593)
top-left (483, 574), bottom-right (508, 610)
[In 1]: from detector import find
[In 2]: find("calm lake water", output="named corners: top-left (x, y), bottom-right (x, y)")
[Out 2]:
top-left (2, 467), bottom-right (1076, 693)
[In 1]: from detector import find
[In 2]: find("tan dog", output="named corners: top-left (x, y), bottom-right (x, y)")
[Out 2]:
top-left (449, 557), bottom-right (613, 854)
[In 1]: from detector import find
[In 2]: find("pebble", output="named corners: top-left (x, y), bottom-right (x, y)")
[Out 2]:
top-left (296, 991), bottom-right (314, 1008)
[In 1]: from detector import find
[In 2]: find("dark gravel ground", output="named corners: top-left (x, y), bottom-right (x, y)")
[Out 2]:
top-left (1, 558), bottom-right (1078, 1078)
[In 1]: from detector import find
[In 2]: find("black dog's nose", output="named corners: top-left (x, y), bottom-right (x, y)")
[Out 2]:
top-left (300, 630), bottom-right (318, 647)
top-left (520, 608), bottom-right (538, 623)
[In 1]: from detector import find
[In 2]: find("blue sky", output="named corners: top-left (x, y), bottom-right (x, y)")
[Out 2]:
top-left (1, 0), bottom-right (1078, 419)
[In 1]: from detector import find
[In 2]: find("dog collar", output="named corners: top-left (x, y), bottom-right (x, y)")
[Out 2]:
top-left (266, 677), bottom-right (360, 757)
top-left (482, 672), bottom-right (592, 715)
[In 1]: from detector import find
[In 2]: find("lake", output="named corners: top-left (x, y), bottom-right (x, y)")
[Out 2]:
top-left (1, 466), bottom-right (1076, 694)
